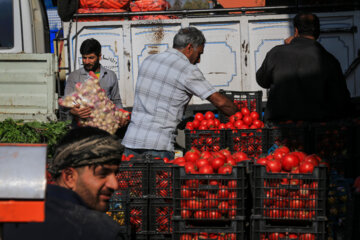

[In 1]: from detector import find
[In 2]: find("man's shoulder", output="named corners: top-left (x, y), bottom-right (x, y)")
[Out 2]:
top-left (67, 68), bottom-right (84, 80)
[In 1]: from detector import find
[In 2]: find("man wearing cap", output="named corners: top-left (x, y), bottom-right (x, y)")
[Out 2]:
top-left (3, 127), bottom-right (128, 240)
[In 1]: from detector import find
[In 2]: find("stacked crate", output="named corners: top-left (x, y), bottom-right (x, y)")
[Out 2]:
top-left (250, 164), bottom-right (328, 240)
top-left (109, 157), bottom-right (174, 239)
top-left (185, 90), bottom-right (266, 158)
top-left (172, 163), bottom-right (248, 240)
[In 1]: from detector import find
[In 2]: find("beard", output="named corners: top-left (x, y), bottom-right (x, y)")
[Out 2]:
top-left (84, 60), bottom-right (100, 72)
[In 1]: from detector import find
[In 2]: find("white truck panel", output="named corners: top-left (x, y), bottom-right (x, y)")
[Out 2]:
top-left (0, 54), bottom-right (58, 122)
top-left (63, 10), bottom-right (360, 109)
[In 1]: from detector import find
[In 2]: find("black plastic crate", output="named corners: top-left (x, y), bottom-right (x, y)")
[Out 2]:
top-left (251, 164), bottom-right (328, 222)
top-left (117, 158), bottom-right (174, 199)
top-left (267, 123), bottom-right (310, 153)
top-left (309, 121), bottom-right (354, 159)
top-left (185, 129), bottom-right (227, 152)
top-left (251, 216), bottom-right (327, 240)
top-left (149, 200), bottom-right (174, 235)
top-left (173, 163), bottom-right (248, 226)
top-left (173, 217), bottom-right (246, 240)
top-left (226, 129), bottom-right (267, 158)
top-left (219, 90), bottom-right (263, 123)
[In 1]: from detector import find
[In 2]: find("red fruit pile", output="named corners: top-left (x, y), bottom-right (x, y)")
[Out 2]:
top-left (255, 146), bottom-right (328, 173)
top-left (170, 148), bottom-right (249, 174)
top-left (185, 109), bottom-right (264, 130)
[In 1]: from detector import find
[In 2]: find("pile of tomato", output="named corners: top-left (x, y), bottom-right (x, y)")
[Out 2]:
top-left (186, 109), bottom-right (264, 131)
top-left (254, 145), bottom-right (328, 174)
top-left (180, 233), bottom-right (238, 240)
top-left (260, 232), bottom-right (316, 240)
top-left (170, 148), bottom-right (249, 174)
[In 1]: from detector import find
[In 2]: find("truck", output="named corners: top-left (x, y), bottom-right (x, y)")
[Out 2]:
top-left (1, 0), bottom-right (360, 122)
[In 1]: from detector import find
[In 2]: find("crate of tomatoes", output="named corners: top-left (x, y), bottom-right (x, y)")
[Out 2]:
top-left (173, 217), bottom-right (246, 240)
top-left (252, 146), bottom-right (328, 222)
top-left (172, 149), bottom-right (249, 227)
top-left (219, 90), bottom-right (263, 123)
top-left (251, 216), bottom-right (327, 240)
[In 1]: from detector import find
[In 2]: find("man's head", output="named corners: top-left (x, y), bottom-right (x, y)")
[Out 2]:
top-left (80, 38), bottom-right (102, 72)
top-left (293, 13), bottom-right (320, 39)
top-left (48, 127), bottom-right (124, 212)
top-left (173, 27), bottom-right (206, 65)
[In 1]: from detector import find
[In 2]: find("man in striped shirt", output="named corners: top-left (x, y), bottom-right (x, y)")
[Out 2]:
top-left (122, 27), bottom-right (237, 159)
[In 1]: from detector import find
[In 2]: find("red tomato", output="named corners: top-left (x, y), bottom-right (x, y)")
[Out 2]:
top-left (234, 112), bottom-right (243, 120)
top-left (299, 233), bottom-right (315, 240)
top-left (242, 115), bottom-right (253, 125)
top-left (207, 210), bottom-right (221, 219)
top-left (256, 157), bottom-right (268, 166)
top-left (218, 201), bottom-right (229, 214)
top-left (219, 149), bottom-right (232, 158)
top-left (241, 107), bottom-right (250, 116)
top-left (181, 209), bottom-right (192, 218)
top-left (281, 153), bottom-right (300, 172)
top-left (187, 198), bottom-right (203, 209)
top-left (173, 157), bottom-right (186, 165)
top-left (289, 233), bottom-right (298, 239)
top-left (207, 119), bottom-right (216, 128)
top-left (253, 119), bottom-right (263, 128)
top-left (192, 119), bottom-right (200, 129)
top-left (217, 186), bottom-right (230, 198)
top-left (211, 157), bottom-right (225, 171)
top-left (198, 125), bottom-right (208, 130)
top-left (204, 193), bottom-right (219, 208)
top-left (198, 165), bottom-right (214, 174)
top-left (218, 123), bottom-right (227, 129)
top-left (200, 150), bottom-right (212, 159)
top-left (289, 199), bottom-right (305, 208)
top-left (232, 151), bottom-right (248, 162)
top-left (196, 158), bottom-right (209, 169)
top-left (234, 120), bottom-right (244, 129)
top-left (226, 157), bottom-right (236, 166)
top-left (250, 111), bottom-right (260, 120)
top-left (204, 111), bottom-right (215, 120)
top-left (194, 113), bottom-right (204, 122)
top-left (225, 122), bottom-right (234, 129)
top-left (266, 160), bottom-right (282, 173)
top-left (184, 162), bottom-right (197, 174)
top-left (184, 151), bottom-right (200, 162)
top-left (277, 145), bottom-right (290, 154)
top-left (303, 154), bottom-right (320, 166)
top-left (185, 122), bottom-right (194, 130)
top-left (180, 234), bottom-right (192, 240)
top-left (218, 165), bottom-right (233, 174)
top-left (229, 115), bottom-right (236, 123)
top-left (181, 188), bottom-right (193, 198)
top-left (228, 191), bottom-right (237, 205)
top-left (194, 210), bottom-right (207, 219)
top-left (228, 180), bottom-right (237, 188)
top-left (268, 233), bottom-right (286, 240)
top-left (299, 162), bottom-right (315, 173)
top-left (292, 151), bottom-right (307, 161)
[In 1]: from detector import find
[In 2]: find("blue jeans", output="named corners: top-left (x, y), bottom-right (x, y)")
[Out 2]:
top-left (124, 148), bottom-right (175, 160)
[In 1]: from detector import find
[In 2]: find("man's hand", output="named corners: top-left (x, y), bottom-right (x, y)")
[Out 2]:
top-left (118, 116), bottom-right (129, 128)
top-left (70, 104), bottom-right (92, 119)
top-left (207, 92), bottom-right (237, 117)
top-left (284, 35), bottom-right (295, 45)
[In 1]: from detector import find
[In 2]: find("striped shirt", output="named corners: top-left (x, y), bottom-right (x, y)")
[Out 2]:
top-left (122, 48), bottom-right (216, 151)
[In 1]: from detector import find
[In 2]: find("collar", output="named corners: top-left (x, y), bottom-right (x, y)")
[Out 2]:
top-left (47, 184), bottom-right (88, 208)
top-left (167, 48), bottom-right (190, 62)
top-left (80, 65), bottom-right (107, 79)
top-left (290, 37), bottom-right (318, 44)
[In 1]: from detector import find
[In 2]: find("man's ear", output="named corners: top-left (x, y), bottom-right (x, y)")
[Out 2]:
top-left (294, 28), bottom-right (299, 37)
top-left (61, 168), bottom-right (78, 190)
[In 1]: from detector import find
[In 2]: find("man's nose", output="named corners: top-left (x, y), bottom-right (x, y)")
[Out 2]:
top-left (106, 173), bottom-right (119, 191)
top-left (83, 58), bottom-right (91, 64)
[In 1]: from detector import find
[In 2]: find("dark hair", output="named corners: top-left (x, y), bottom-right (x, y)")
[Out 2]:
top-left (80, 38), bottom-right (102, 56)
top-left (173, 27), bottom-right (206, 49)
top-left (294, 13), bottom-right (320, 39)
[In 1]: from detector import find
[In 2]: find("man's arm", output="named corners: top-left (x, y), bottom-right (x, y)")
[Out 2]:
top-left (256, 53), bottom-right (273, 89)
top-left (64, 71), bottom-right (92, 119)
top-left (207, 92), bottom-right (237, 117)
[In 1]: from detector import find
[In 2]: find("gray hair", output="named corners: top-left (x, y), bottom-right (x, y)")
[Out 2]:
top-left (173, 27), bottom-right (206, 49)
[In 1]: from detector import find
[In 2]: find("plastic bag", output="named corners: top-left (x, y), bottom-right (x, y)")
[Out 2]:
top-left (59, 72), bottom-right (129, 134)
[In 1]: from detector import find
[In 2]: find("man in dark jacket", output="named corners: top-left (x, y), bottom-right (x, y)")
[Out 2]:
top-left (3, 127), bottom-right (129, 240)
top-left (256, 12), bottom-right (353, 122)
